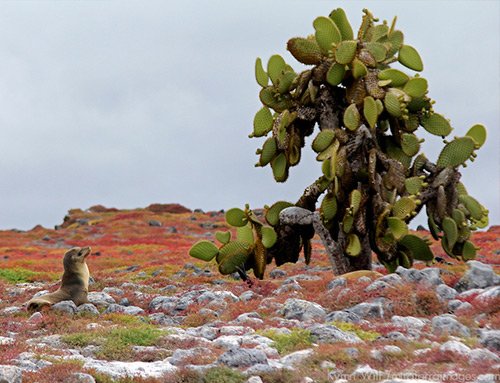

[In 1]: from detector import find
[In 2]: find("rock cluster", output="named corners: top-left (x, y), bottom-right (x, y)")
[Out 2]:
top-left (0, 260), bottom-right (498, 382)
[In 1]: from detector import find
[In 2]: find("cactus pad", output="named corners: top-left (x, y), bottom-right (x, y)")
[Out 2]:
top-left (442, 217), bottom-right (458, 249)
top-left (437, 136), bottom-right (475, 168)
top-left (287, 37), bottom-right (323, 65)
top-left (259, 137), bottom-right (277, 166)
top-left (459, 194), bottom-right (485, 221)
top-left (255, 58), bottom-right (269, 87)
top-left (350, 189), bottom-right (362, 214)
top-left (403, 77), bottom-right (428, 98)
top-left (267, 55), bottom-right (287, 85)
top-left (261, 226), bottom-right (278, 248)
top-left (271, 152), bottom-right (288, 182)
top-left (461, 240), bottom-right (477, 260)
top-left (252, 107), bottom-right (273, 137)
top-left (365, 42), bottom-right (387, 62)
top-left (398, 234), bottom-right (433, 261)
top-left (351, 58), bottom-right (368, 79)
top-left (259, 87), bottom-right (292, 112)
top-left (226, 208), bottom-right (248, 227)
top-left (326, 63), bottom-right (346, 86)
top-left (215, 231), bottom-right (231, 245)
top-left (321, 193), bottom-right (338, 222)
top-left (465, 124), bottom-right (487, 148)
top-left (344, 103), bottom-right (361, 130)
top-left (384, 91), bottom-right (403, 117)
top-left (265, 201), bottom-right (294, 226)
top-left (392, 197), bottom-right (417, 219)
top-left (329, 8), bottom-right (353, 40)
top-left (363, 96), bottom-right (378, 129)
top-left (312, 130), bottom-right (335, 153)
top-left (420, 113), bottom-right (452, 137)
top-left (346, 233), bottom-right (361, 256)
top-left (217, 241), bottom-right (252, 275)
top-left (237, 224), bottom-right (255, 245)
top-left (398, 44), bottom-right (423, 71)
top-left (335, 40), bottom-right (358, 64)
top-left (313, 16), bottom-right (341, 53)
top-left (386, 29), bottom-right (404, 56)
top-left (404, 176), bottom-right (425, 195)
top-left (377, 68), bottom-right (409, 87)
top-left (189, 240), bottom-right (219, 262)
top-left (401, 133), bottom-right (422, 157)
top-left (387, 217), bottom-right (408, 240)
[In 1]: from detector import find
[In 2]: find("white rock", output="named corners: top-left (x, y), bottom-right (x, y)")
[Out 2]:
top-left (83, 358), bottom-right (176, 379)
top-left (0, 336), bottom-right (14, 345)
top-left (247, 377), bottom-right (264, 383)
top-left (212, 335), bottom-right (243, 349)
top-left (439, 340), bottom-right (471, 356)
top-left (280, 349), bottom-right (314, 367)
top-left (219, 326), bottom-right (255, 336)
top-left (0, 365), bottom-right (22, 383)
top-left (391, 315), bottom-right (428, 331)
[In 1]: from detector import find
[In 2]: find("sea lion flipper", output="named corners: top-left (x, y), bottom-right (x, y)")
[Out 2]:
top-left (26, 297), bottom-right (52, 312)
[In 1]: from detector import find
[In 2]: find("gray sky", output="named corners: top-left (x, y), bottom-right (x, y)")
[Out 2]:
top-left (0, 0), bottom-right (498, 230)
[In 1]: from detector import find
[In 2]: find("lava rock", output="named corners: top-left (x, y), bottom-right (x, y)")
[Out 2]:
top-left (51, 300), bottom-right (77, 314)
top-left (217, 348), bottom-right (268, 368)
top-left (0, 365), bottom-right (22, 383)
top-left (479, 330), bottom-right (500, 351)
top-left (435, 284), bottom-right (458, 301)
top-left (455, 261), bottom-right (500, 292)
top-left (325, 310), bottom-right (361, 324)
top-left (431, 314), bottom-right (470, 337)
top-left (281, 298), bottom-right (327, 321)
top-left (308, 324), bottom-right (362, 343)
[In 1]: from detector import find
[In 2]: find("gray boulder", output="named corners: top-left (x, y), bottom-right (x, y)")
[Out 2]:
top-left (455, 260), bottom-right (500, 292)
top-left (435, 284), bottom-right (458, 301)
top-left (281, 298), bottom-right (326, 321)
top-left (439, 340), bottom-right (471, 356)
top-left (218, 348), bottom-right (268, 368)
top-left (308, 324), bottom-right (361, 343)
top-left (0, 365), bottom-right (22, 383)
top-left (391, 315), bottom-right (428, 331)
top-left (51, 300), bottom-right (77, 314)
top-left (87, 292), bottom-right (116, 307)
top-left (76, 303), bottom-right (100, 316)
top-left (325, 310), bottom-right (361, 324)
top-left (469, 348), bottom-right (500, 364)
top-left (480, 330), bottom-right (500, 351)
top-left (327, 277), bottom-right (347, 290)
top-left (346, 301), bottom-right (384, 319)
top-left (396, 266), bottom-right (442, 286)
top-left (431, 314), bottom-right (470, 337)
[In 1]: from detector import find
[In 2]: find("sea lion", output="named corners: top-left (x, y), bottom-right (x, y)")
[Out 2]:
top-left (26, 246), bottom-right (91, 312)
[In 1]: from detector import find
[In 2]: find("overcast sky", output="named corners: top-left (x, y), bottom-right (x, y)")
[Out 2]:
top-left (0, 0), bottom-right (498, 230)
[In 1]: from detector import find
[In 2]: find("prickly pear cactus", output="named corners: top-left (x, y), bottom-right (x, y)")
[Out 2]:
top-left (190, 205), bottom-right (277, 280)
top-left (189, 8), bottom-right (488, 279)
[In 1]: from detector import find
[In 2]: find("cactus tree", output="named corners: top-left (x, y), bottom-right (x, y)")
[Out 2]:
top-left (189, 8), bottom-right (488, 279)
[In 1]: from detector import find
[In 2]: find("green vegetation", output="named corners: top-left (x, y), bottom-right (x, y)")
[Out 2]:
top-left (0, 267), bottom-right (37, 283)
top-left (190, 7), bottom-right (488, 279)
top-left (62, 323), bottom-right (164, 361)
top-left (330, 321), bottom-right (380, 341)
top-left (260, 328), bottom-right (313, 355)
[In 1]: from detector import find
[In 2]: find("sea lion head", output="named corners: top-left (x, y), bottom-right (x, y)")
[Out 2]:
top-left (63, 247), bottom-right (91, 271)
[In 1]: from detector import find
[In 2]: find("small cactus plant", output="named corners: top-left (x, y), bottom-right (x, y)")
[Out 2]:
top-left (189, 8), bottom-right (488, 279)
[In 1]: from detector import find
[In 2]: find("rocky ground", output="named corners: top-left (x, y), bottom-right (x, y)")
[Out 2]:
top-left (0, 205), bottom-right (498, 383)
